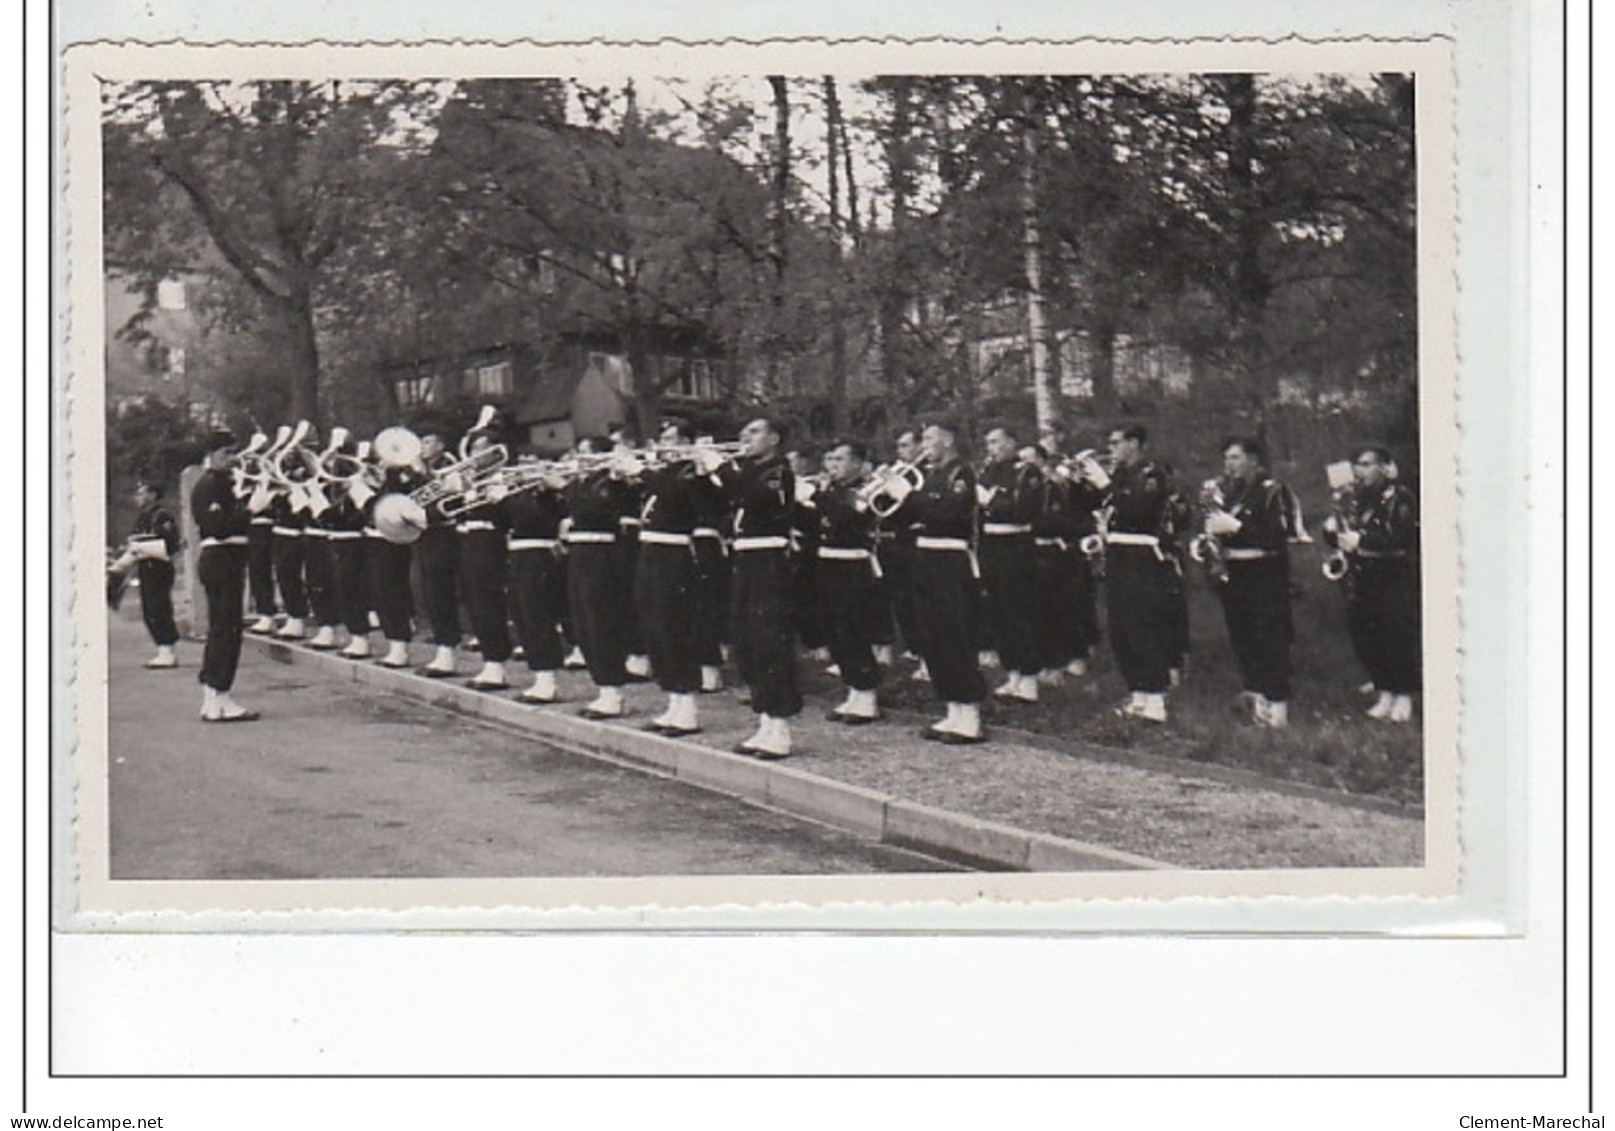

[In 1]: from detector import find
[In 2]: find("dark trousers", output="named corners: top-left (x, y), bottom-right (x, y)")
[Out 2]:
top-left (690, 534), bottom-right (729, 665)
top-left (635, 542), bottom-right (700, 694)
top-left (978, 534), bottom-right (1040, 675)
top-left (912, 546), bottom-right (986, 704)
top-left (272, 532), bottom-right (309, 619)
top-left (197, 544), bottom-right (246, 692)
top-left (1347, 559), bottom-right (1421, 694)
top-left (137, 560), bottom-right (178, 647)
top-left (816, 556), bottom-right (881, 692)
top-left (1106, 545), bottom-right (1177, 694)
top-left (878, 532), bottom-right (920, 654)
top-left (509, 546), bottom-right (565, 671)
top-left (331, 535), bottom-right (372, 638)
top-left (304, 533), bottom-right (339, 627)
top-left (417, 525), bottom-right (460, 647)
top-left (617, 530), bottom-right (644, 655)
top-left (247, 523), bottom-right (277, 616)
top-left (1218, 556), bottom-right (1293, 701)
top-left (458, 530), bottom-right (511, 663)
top-left (368, 537), bottom-right (415, 642)
top-left (568, 541), bottom-right (629, 686)
top-left (1166, 561), bottom-right (1191, 668)
top-left (1064, 545), bottom-right (1100, 661)
top-left (791, 554), bottom-right (828, 650)
top-left (730, 548), bottom-right (802, 718)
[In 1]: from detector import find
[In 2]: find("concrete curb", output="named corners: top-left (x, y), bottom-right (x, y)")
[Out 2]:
top-left (251, 637), bottom-right (1170, 873)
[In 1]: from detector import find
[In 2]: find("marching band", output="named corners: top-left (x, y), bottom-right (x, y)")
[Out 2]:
top-left (130, 404), bottom-right (1422, 750)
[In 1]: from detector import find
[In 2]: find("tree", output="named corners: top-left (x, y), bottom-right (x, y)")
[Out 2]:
top-left (102, 80), bottom-right (432, 427)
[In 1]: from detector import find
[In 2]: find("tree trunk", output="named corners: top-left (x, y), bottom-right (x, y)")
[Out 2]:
top-left (1224, 73), bottom-right (1271, 445)
top-left (1021, 101), bottom-right (1056, 436)
top-left (1089, 309), bottom-right (1118, 416)
top-left (766, 76), bottom-right (791, 395)
top-left (824, 77), bottom-right (849, 435)
top-left (878, 79), bottom-right (916, 403)
top-left (283, 285), bottom-right (323, 428)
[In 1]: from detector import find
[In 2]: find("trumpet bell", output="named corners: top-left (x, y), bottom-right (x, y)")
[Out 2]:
top-left (374, 493), bottom-right (429, 544)
top-left (1321, 550), bottom-right (1351, 582)
top-left (374, 427), bottom-right (424, 469)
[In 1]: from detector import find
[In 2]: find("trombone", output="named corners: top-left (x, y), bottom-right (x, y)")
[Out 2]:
top-left (371, 442), bottom-right (510, 543)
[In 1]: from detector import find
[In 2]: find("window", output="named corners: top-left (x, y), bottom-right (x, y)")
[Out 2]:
top-left (157, 278), bottom-right (187, 311)
top-left (476, 361), bottom-right (513, 397)
top-left (395, 375), bottom-right (438, 408)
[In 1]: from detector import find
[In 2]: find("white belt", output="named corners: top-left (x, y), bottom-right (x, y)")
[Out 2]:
top-left (327, 530), bottom-right (362, 541)
top-left (692, 527), bottom-right (724, 539)
top-left (1357, 550), bottom-right (1409, 559)
top-left (304, 528), bottom-right (329, 538)
top-left (915, 536), bottom-right (971, 551)
top-left (817, 546), bottom-right (871, 561)
top-left (620, 518), bottom-right (643, 527)
top-left (1035, 536), bottom-right (1067, 549)
top-left (1106, 532), bottom-right (1160, 547)
top-left (1223, 547), bottom-right (1277, 561)
top-left (982, 523), bottom-right (1032, 536)
top-left (200, 536), bottom-right (248, 548)
top-left (363, 527), bottom-right (383, 539)
top-left (733, 536), bottom-right (789, 552)
top-left (565, 531), bottom-right (617, 544)
top-left (457, 521), bottom-right (497, 533)
top-left (250, 517), bottom-right (274, 526)
top-left (640, 531), bottom-right (693, 547)
top-left (271, 526), bottom-right (303, 538)
top-left (510, 537), bottom-right (560, 551)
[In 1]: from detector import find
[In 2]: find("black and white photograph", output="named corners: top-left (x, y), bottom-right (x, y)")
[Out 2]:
top-left (65, 38), bottom-right (1460, 918)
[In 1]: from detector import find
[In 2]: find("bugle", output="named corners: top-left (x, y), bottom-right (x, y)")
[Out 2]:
top-left (856, 461), bottom-right (924, 518)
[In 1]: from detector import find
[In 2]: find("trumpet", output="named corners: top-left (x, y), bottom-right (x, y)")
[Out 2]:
top-left (856, 461), bottom-right (925, 518)
top-left (1320, 461), bottom-right (1357, 583)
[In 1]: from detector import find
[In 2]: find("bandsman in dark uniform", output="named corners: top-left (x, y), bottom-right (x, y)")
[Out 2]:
top-left (416, 431), bottom-right (465, 678)
top-left (321, 429), bottom-right (376, 660)
top-left (688, 432), bottom-right (733, 693)
top-left (634, 421), bottom-right (705, 735)
top-left (813, 440), bottom-right (884, 724)
top-left (366, 440), bottom-right (422, 669)
top-left (124, 479), bottom-right (182, 669)
top-left (268, 444), bottom-right (312, 641)
top-left (1326, 445), bottom-right (1420, 723)
top-left (977, 426), bottom-right (1045, 703)
top-left (565, 437), bottom-right (642, 719)
top-left (190, 430), bottom-right (258, 722)
top-left (786, 446), bottom-right (830, 663)
top-left (1202, 437), bottom-right (1298, 728)
top-left (697, 417), bottom-right (801, 759)
top-left (1083, 423), bottom-right (1177, 723)
top-left (299, 431), bottom-right (344, 652)
top-left (499, 457), bottom-right (568, 704)
top-left (875, 427), bottom-right (924, 669)
top-left (609, 423), bottom-right (653, 683)
top-left (457, 425), bottom-right (514, 691)
top-left (243, 430), bottom-right (281, 635)
top-left (909, 419), bottom-right (987, 743)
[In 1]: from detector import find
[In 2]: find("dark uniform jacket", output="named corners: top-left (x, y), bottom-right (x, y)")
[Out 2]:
top-left (718, 453), bottom-right (795, 540)
top-left (978, 458), bottom-right (1044, 526)
top-left (566, 471), bottom-right (640, 535)
top-left (815, 480), bottom-right (879, 550)
top-left (909, 456), bottom-right (977, 540)
top-left (192, 468), bottom-right (250, 541)
top-left (1217, 475), bottom-right (1293, 556)
top-left (1104, 459), bottom-right (1174, 537)
top-left (1344, 482), bottom-right (1418, 556)
top-left (639, 462), bottom-right (701, 535)
top-left (501, 482), bottom-right (567, 541)
top-left (130, 501), bottom-right (181, 557)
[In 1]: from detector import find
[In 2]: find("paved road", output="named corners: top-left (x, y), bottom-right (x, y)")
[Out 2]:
top-left (105, 616), bottom-right (953, 879)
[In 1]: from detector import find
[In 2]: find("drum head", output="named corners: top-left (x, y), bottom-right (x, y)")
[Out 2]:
top-left (373, 493), bottom-right (428, 544)
top-left (373, 426), bottom-right (423, 469)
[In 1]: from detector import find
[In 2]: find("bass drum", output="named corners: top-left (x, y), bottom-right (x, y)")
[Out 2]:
top-left (372, 492), bottom-right (430, 545)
